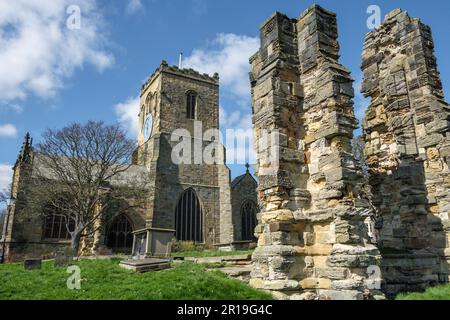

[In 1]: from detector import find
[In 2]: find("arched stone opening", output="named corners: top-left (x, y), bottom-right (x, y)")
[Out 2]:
top-left (241, 200), bottom-right (257, 241)
top-left (174, 188), bottom-right (203, 242)
top-left (106, 214), bottom-right (134, 252)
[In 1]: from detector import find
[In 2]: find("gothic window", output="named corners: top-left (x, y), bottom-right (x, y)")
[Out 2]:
top-left (175, 189), bottom-right (203, 242)
top-left (43, 212), bottom-right (75, 240)
top-left (186, 91), bottom-right (197, 120)
top-left (106, 215), bottom-right (133, 249)
top-left (241, 200), bottom-right (257, 241)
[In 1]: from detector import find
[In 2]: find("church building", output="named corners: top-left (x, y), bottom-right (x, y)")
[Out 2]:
top-left (0, 61), bottom-right (258, 262)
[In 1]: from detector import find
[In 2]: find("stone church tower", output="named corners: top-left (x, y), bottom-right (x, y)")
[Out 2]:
top-left (133, 61), bottom-right (234, 246)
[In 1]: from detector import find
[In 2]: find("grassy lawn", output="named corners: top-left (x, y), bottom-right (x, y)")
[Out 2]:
top-left (396, 284), bottom-right (450, 300)
top-left (172, 249), bottom-right (253, 258)
top-left (0, 258), bottom-right (271, 300)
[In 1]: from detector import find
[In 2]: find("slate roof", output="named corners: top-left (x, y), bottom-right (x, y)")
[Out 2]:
top-left (231, 172), bottom-right (257, 190)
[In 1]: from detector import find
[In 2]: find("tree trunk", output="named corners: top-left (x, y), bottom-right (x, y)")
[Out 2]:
top-left (71, 232), bottom-right (82, 257)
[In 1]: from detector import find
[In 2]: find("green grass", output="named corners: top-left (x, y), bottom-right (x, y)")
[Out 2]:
top-left (172, 250), bottom-right (254, 258)
top-left (0, 258), bottom-right (271, 300)
top-left (396, 284), bottom-right (450, 300)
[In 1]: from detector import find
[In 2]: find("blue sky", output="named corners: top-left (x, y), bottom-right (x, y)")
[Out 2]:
top-left (0, 0), bottom-right (449, 195)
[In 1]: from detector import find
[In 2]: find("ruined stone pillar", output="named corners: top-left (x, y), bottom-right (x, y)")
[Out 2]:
top-left (249, 5), bottom-right (383, 300)
top-left (362, 9), bottom-right (450, 296)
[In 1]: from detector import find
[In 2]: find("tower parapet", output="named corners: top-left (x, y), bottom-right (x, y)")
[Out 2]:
top-left (141, 60), bottom-right (219, 96)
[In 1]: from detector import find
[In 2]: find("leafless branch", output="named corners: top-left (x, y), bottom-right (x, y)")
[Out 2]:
top-left (26, 121), bottom-right (149, 253)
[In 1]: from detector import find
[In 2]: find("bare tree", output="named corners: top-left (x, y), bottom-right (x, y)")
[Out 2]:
top-left (27, 121), bottom-right (148, 254)
top-left (0, 208), bottom-right (5, 239)
top-left (0, 190), bottom-right (9, 242)
top-left (0, 190), bottom-right (9, 204)
top-left (352, 135), bottom-right (368, 176)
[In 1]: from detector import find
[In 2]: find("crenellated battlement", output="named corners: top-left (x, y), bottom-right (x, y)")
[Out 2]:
top-left (141, 60), bottom-right (219, 96)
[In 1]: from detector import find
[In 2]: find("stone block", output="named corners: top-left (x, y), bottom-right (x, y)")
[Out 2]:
top-left (331, 278), bottom-right (364, 290)
top-left (269, 222), bottom-right (292, 232)
top-left (296, 243), bottom-right (333, 256)
top-left (317, 289), bottom-right (364, 300)
top-left (54, 248), bottom-right (74, 268)
top-left (261, 209), bottom-right (295, 224)
top-left (289, 292), bottom-right (317, 300)
top-left (315, 267), bottom-right (350, 280)
top-left (249, 278), bottom-right (300, 291)
top-left (299, 277), bottom-right (331, 289)
top-left (417, 134), bottom-right (443, 148)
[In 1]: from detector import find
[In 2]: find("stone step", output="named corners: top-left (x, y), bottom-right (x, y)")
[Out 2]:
top-left (215, 266), bottom-right (252, 283)
top-left (183, 254), bottom-right (251, 265)
top-left (119, 258), bottom-right (171, 273)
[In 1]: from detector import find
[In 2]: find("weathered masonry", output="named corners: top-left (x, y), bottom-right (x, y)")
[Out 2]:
top-left (362, 9), bottom-right (450, 297)
top-left (134, 61), bottom-right (233, 247)
top-left (249, 5), bottom-right (383, 300)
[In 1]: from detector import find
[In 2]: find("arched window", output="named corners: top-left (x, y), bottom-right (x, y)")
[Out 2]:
top-left (44, 214), bottom-right (75, 240)
top-left (175, 189), bottom-right (203, 242)
top-left (44, 202), bottom-right (75, 240)
top-left (241, 200), bottom-right (257, 241)
top-left (186, 91), bottom-right (197, 119)
top-left (106, 215), bottom-right (133, 250)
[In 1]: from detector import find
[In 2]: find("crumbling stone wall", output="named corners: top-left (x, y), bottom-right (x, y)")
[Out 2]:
top-left (249, 5), bottom-right (383, 300)
top-left (362, 9), bottom-right (450, 297)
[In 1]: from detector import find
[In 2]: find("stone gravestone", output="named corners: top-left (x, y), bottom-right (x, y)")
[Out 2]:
top-left (24, 258), bottom-right (42, 270)
top-left (54, 247), bottom-right (74, 268)
top-left (132, 232), bottom-right (147, 259)
top-left (120, 227), bottom-right (175, 272)
top-left (151, 230), bottom-right (173, 258)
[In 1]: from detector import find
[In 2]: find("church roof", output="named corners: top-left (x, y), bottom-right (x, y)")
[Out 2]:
top-left (231, 170), bottom-right (257, 190)
top-left (32, 153), bottom-right (150, 188)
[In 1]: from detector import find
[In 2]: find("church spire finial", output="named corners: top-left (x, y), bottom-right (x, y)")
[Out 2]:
top-left (245, 163), bottom-right (250, 173)
top-left (17, 132), bottom-right (33, 165)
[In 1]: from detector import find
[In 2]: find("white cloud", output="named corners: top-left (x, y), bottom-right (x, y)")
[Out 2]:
top-left (0, 164), bottom-right (12, 193)
top-left (0, 124), bottom-right (17, 138)
top-left (126, 0), bottom-right (144, 16)
top-left (0, 0), bottom-right (114, 102)
top-left (0, 103), bottom-right (23, 114)
top-left (115, 96), bottom-right (140, 138)
top-left (184, 33), bottom-right (259, 105)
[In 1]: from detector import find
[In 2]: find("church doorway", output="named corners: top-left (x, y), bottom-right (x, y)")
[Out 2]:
top-left (175, 188), bottom-right (203, 242)
top-left (241, 200), bottom-right (257, 241)
top-left (106, 214), bottom-right (134, 252)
